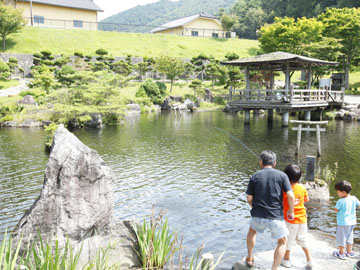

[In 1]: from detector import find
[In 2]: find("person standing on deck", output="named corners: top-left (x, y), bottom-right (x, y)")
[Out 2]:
top-left (245, 150), bottom-right (295, 270)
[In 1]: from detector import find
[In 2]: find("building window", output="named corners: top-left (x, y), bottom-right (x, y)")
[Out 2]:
top-left (212, 33), bottom-right (219, 38)
top-left (225, 32), bottom-right (231, 38)
top-left (73, 20), bottom-right (83, 28)
top-left (34, 15), bottom-right (44, 24)
top-left (191, 31), bottom-right (198, 36)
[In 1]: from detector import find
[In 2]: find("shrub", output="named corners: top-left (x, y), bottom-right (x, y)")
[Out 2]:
top-left (214, 96), bottom-right (227, 105)
top-left (74, 51), bottom-right (84, 58)
top-left (44, 122), bottom-right (58, 149)
top-left (40, 50), bottom-right (53, 59)
top-left (19, 88), bottom-right (46, 100)
top-left (33, 52), bottom-right (42, 58)
top-left (136, 79), bottom-right (163, 104)
top-left (54, 55), bottom-right (71, 67)
top-left (95, 48), bottom-right (108, 56)
top-left (155, 81), bottom-right (167, 96)
top-left (0, 59), bottom-right (11, 79)
top-left (8, 56), bottom-right (18, 64)
top-left (55, 65), bottom-right (76, 86)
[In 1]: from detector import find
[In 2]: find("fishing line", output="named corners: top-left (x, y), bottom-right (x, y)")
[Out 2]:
top-left (215, 127), bottom-right (260, 160)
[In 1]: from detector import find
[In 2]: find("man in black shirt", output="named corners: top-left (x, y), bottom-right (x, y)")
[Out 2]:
top-left (245, 150), bottom-right (295, 270)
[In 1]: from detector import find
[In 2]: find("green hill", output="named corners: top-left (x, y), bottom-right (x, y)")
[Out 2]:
top-left (99, 0), bottom-right (235, 32)
top-left (3, 27), bottom-right (258, 59)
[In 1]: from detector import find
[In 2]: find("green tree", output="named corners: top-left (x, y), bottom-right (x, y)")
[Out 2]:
top-left (318, 7), bottom-right (360, 89)
top-left (205, 60), bottom-right (222, 90)
top-left (0, 3), bottom-right (25, 50)
top-left (154, 55), bottom-right (185, 92)
top-left (189, 79), bottom-right (203, 99)
top-left (191, 53), bottom-right (209, 81)
top-left (225, 66), bottom-right (243, 89)
top-left (259, 16), bottom-right (323, 55)
top-left (220, 12), bottom-right (237, 37)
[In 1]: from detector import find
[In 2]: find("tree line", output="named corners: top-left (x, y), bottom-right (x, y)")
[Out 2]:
top-left (224, 0), bottom-right (359, 39)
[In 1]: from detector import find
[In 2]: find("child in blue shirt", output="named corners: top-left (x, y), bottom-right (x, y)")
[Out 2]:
top-left (333, 180), bottom-right (360, 260)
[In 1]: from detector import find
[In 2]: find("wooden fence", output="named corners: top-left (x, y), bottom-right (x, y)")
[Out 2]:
top-left (229, 87), bottom-right (344, 104)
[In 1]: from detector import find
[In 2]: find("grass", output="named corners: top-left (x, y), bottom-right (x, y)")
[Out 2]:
top-left (2, 27), bottom-right (259, 59)
top-left (350, 70), bottom-right (360, 89)
top-left (0, 79), bottom-right (20, 90)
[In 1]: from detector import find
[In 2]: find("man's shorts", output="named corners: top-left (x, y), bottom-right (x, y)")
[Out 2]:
top-left (250, 217), bottom-right (288, 239)
top-left (285, 222), bottom-right (308, 249)
top-left (336, 225), bottom-right (355, 247)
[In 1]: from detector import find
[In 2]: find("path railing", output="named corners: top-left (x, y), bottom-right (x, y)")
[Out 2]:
top-left (229, 86), bottom-right (344, 104)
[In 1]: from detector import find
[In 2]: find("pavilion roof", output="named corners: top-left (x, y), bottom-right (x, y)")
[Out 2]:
top-left (221, 51), bottom-right (338, 70)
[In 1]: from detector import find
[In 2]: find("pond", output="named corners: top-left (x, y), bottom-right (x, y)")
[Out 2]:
top-left (1, 111), bottom-right (360, 267)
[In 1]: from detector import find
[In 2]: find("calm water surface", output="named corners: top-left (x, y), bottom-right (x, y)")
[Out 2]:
top-left (1, 111), bottom-right (360, 267)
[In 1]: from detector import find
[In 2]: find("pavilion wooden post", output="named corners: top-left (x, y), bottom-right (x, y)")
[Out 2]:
top-left (307, 64), bottom-right (312, 90)
top-left (269, 69), bottom-right (274, 101)
top-left (291, 120), bottom-right (328, 157)
top-left (296, 124), bottom-right (302, 155)
top-left (290, 85), bottom-right (294, 102)
top-left (245, 66), bottom-right (250, 101)
top-left (285, 62), bottom-right (290, 98)
top-left (316, 124), bottom-right (322, 156)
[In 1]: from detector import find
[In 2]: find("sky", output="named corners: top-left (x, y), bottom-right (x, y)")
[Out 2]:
top-left (94, 0), bottom-right (159, 21)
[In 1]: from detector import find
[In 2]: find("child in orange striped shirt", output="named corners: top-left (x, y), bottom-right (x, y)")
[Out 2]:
top-left (281, 164), bottom-right (312, 269)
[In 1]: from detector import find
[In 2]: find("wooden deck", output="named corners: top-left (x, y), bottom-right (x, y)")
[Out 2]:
top-left (228, 88), bottom-right (344, 112)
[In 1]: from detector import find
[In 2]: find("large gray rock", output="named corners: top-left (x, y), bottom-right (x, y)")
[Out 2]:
top-left (204, 88), bottom-right (214, 102)
top-left (18, 95), bottom-right (37, 106)
top-left (14, 125), bottom-right (114, 240)
top-left (85, 114), bottom-right (103, 128)
top-left (14, 125), bottom-right (139, 267)
top-left (18, 119), bottom-right (42, 127)
top-left (303, 181), bottom-right (330, 203)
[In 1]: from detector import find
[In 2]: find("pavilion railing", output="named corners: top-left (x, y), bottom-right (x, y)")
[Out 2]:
top-left (229, 87), bottom-right (344, 104)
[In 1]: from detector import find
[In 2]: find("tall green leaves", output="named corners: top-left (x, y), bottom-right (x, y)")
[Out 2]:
top-left (133, 210), bottom-right (178, 269)
top-left (22, 234), bottom-right (83, 270)
top-left (0, 230), bottom-right (22, 270)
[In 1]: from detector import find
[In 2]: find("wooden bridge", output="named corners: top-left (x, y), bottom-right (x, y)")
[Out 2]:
top-left (221, 51), bottom-right (342, 126)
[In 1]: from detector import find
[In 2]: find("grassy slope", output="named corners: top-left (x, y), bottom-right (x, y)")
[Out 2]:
top-left (2, 27), bottom-right (359, 88)
top-left (4, 27), bottom-right (258, 59)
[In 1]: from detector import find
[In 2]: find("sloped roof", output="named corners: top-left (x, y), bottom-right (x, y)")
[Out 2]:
top-left (17, 0), bottom-right (102, 12)
top-left (151, 12), bottom-right (220, 33)
top-left (221, 51), bottom-right (338, 70)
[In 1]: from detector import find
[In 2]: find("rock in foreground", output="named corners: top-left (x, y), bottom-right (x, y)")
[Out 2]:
top-left (14, 125), bottom-right (139, 267)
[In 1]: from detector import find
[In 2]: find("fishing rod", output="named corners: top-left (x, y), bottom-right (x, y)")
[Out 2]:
top-left (215, 127), bottom-right (260, 160)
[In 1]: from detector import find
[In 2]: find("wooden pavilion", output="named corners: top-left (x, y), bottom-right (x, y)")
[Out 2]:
top-left (221, 52), bottom-right (343, 126)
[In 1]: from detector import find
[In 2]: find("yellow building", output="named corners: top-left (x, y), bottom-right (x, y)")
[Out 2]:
top-left (151, 12), bottom-right (232, 38)
top-left (5, 0), bottom-right (102, 30)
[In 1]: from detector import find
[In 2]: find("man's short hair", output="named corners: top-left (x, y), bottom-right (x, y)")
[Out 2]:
top-left (259, 150), bottom-right (277, 166)
top-left (335, 180), bottom-right (352, 194)
top-left (284, 164), bottom-right (301, 183)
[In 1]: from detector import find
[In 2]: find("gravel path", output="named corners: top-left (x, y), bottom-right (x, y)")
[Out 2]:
top-left (0, 79), bottom-right (29, 97)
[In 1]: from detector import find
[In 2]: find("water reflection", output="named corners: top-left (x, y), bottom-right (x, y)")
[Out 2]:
top-left (0, 112), bottom-right (359, 268)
